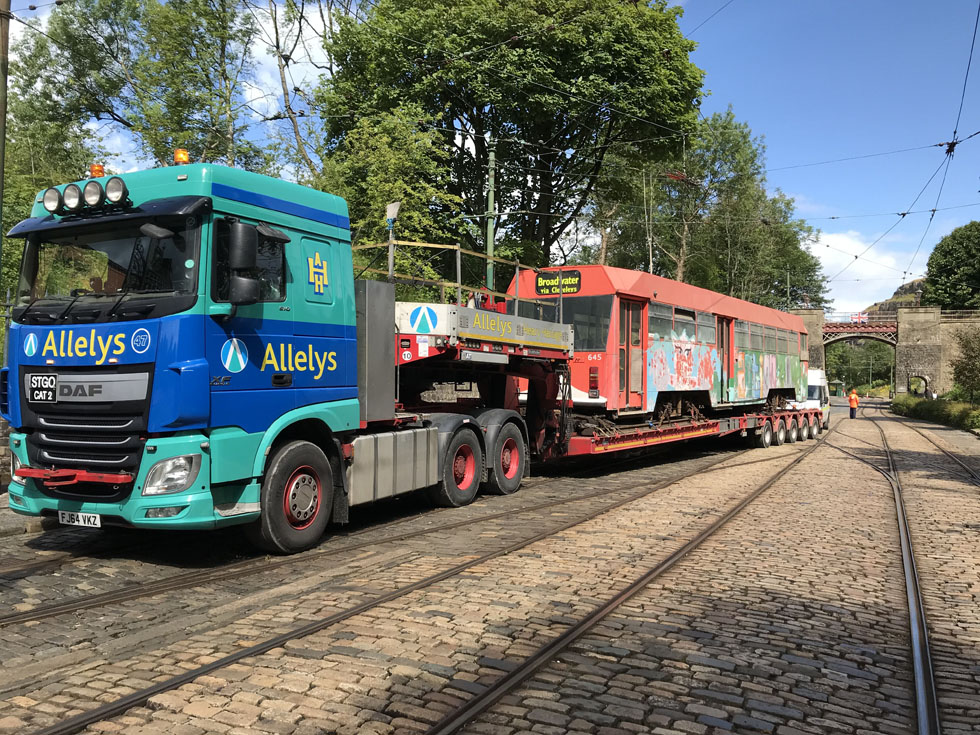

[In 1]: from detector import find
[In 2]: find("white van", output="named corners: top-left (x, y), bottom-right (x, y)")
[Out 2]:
top-left (800, 369), bottom-right (831, 429)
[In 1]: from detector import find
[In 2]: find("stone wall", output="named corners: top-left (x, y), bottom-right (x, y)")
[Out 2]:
top-left (895, 307), bottom-right (942, 394)
top-left (0, 419), bottom-right (9, 485)
top-left (790, 308), bottom-right (826, 369)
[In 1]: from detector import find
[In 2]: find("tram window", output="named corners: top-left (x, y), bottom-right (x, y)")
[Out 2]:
top-left (629, 303), bottom-right (641, 346)
top-left (734, 320), bottom-right (750, 350)
top-left (697, 312), bottom-right (716, 344)
top-left (800, 332), bottom-right (808, 353)
top-left (674, 308), bottom-right (696, 340)
top-left (778, 330), bottom-right (789, 354)
top-left (749, 323), bottom-right (763, 351)
top-left (764, 326), bottom-right (777, 352)
top-left (508, 296), bottom-right (611, 351)
top-left (648, 303), bottom-right (673, 340)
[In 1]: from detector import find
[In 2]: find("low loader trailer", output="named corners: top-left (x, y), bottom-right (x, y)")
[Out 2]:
top-left (3, 163), bottom-right (820, 553)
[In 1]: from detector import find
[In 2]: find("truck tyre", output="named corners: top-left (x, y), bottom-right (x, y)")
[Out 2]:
top-left (247, 440), bottom-right (334, 554)
top-left (429, 428), bottom-right (483, 507)
top-left (810, 415), bottom-right (821, 438)
top-left (753, 421), bottom-right (772, 449)
top-left (484, 422), bottom-right (525, 495)
top-left (798, 417), bottom-right (810, 441)
top-left (787, 418), bottom-right (799, 444)
top-left (774, 419), bottom-right (787, 446)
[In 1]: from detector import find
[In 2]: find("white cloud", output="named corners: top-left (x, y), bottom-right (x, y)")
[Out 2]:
top-left (811, 229), bottom-right (921, 314)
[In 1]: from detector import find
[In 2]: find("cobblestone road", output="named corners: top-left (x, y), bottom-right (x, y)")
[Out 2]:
top-left (0, 410), bottom-right (976, 735)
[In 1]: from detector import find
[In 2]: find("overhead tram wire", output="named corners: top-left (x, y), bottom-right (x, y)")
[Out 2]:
top-left (901, 0), bottom-right (980, 282)
top-left (826, 156), bottom-right (949, 283)
top-left (686, 0), bottom-right (738, 36)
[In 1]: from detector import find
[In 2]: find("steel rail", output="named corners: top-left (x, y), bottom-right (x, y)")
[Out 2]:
top-left (422, 425), bottom-right (836, 735)
top-left (0, 449), bottom-right (788, 627)
top-left (24, 444), bottom-right (807, 735)
top-left (829, 410), bottom-right (942, 735)
top-left (0, 442), bottom-right (701, 586)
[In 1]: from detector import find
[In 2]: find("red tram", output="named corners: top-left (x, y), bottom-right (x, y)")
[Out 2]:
top-left (507, 265), bottom-right (809, 420)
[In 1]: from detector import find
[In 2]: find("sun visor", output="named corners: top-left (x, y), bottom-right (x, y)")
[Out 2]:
top-left (7, 196), bottom-right (212, 238)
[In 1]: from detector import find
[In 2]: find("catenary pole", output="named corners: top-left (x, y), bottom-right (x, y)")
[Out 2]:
top-left (485, 142), bottom-right (495, 290)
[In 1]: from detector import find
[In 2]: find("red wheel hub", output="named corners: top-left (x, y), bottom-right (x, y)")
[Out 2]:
top-left (452, 444), bottom-right (476, 489)
top-left (500, 437), bottom-right (520, 480)
top-left (283, 466), bottom-right (321, 530)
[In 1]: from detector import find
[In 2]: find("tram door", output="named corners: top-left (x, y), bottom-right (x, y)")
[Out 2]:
top-left (717, 317), bottom-right (732, 403)
top-left (618, 299), bottom-right (645, 410)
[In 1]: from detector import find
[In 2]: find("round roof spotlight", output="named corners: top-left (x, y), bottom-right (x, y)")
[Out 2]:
top-left (83, 180), bottom-right (105, 207)
top-left (105, 176), bottom-right (128, 204)
top-left (42, 187), bottom-right (63, 214)
top-left (62, 183), bottom-right (83, 212)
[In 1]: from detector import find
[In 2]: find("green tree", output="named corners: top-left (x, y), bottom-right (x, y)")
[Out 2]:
top-left (16, 0), bottom-right (259, 167)
top-left (923, 221), bottom-right (980, 309)
top-left (950, 326), bottom-right (980, 404)
top-left (585, 111), bottom-right (827, 307)
top-left (319, 106), bottom-right (465, 298)
top-left (825, 340), bottom-right (894, 389)
top-left (318, 0), bottom-right (703, 267)
top-left (2, 36), bottom-right (101, 299)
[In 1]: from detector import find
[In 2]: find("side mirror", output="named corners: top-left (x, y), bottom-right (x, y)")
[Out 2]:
top-left (229, 275), bottom-right (259, 306)
top-left (228, 222), bottom-right (258, 270)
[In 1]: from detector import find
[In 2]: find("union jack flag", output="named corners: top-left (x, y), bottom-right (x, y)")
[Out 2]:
top-left (850, 312), bottom-right (869, 324)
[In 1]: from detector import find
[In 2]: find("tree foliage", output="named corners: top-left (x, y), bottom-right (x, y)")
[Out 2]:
top-left (580, 111), bottom-right (827, 307)
top-left (950, 326), bottom-right (980, 404)
top-left (317, 0), bottom-right (703, 267)
top-left (923, 221), bottom-right (980, 309)
top-left (825, 339), bottom-right (894, 389)
top-left (17, 0), bottom-right (259, 166)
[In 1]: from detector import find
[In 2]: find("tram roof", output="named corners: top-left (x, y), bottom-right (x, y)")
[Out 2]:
top-left (511, 265), bottom-right (807, 334)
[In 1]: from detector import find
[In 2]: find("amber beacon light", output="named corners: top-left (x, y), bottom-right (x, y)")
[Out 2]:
top-left (89, 163), bottom-right (105, 178)
top-left (174, 149), bottom-right (190, 165)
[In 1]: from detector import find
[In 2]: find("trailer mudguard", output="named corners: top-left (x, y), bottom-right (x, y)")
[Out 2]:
top-left (425, 413), bottom-right (487, 481)
top-left (469, 408), bottom-right (529, 479)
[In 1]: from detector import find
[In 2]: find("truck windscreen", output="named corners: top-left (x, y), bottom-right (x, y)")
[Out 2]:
top-left (13, 217), bottom-right (201, 324)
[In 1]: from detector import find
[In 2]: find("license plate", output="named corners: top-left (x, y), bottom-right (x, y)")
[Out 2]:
top-left (58, 511), bottom-right (101, 528)
top-left (27, 374), bottom-right (57, 403)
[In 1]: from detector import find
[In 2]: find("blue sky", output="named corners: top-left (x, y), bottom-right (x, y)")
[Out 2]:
top-left (676, 0), bottom-right (980, 312)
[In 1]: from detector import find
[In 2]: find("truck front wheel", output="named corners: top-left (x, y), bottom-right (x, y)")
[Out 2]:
top-left (247, 440), bottom-right (334, 554)
top-left (429, 428), bottom-right (483, 507)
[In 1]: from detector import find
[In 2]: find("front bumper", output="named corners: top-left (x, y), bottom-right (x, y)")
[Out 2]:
top-left (7, 432), bottom-right (260, 529)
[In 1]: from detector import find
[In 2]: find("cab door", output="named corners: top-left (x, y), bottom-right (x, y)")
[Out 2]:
top-left (618, 299), bottom-right (645, 410)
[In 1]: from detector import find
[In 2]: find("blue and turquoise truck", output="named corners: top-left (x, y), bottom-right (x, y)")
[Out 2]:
top-left (2, 163), bottom-right (573, 552)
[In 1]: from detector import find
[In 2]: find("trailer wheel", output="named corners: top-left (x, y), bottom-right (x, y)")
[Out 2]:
top-left (484, 423), bottom-right (525, 495)
top-left (246, 440), bottom-right (334, 554)
top-left (429, 428), bottom-right (483, 507)
top-left (774, 419), bottom-right (787, 446)
top-left (753, 421), bottom-right (773, 449)
top-left (810, 415), bottom-right (821, 438)
top-left (787, 418), bottom-right (799, 444)
top-left (798, 417), bottom-right (810, 441)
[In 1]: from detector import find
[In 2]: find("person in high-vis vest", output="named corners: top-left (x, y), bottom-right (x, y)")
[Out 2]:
top-left (848, 389), bottom-right (859, 419)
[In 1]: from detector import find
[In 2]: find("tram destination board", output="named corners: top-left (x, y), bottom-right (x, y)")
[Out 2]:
top-left (535, 270), bottom-right (581, 295)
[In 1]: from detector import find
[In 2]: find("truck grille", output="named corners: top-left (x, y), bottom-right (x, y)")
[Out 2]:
top-left (27, 412), bottom-right (146, 472)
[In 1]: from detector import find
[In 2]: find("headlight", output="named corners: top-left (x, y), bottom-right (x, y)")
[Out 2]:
top-left (83, 180), bottom-right (105, 207)
top-left (105, 176), bottom-right (128, 204)
top-left (62, 183), bottom-right (83, 211)
top-left (143, 454), bottom-right (201, 496)
top-left (42, 187), bottom-right (63, 213)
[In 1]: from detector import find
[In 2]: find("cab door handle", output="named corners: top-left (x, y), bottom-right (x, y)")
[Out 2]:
top-left (271, 373), bottom-right (292, 387)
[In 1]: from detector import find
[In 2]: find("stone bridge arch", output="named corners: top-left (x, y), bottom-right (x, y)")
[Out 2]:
top-left (790, 306), bottom-right (980, 394)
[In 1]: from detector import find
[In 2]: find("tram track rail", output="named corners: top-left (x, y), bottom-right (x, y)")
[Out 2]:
top-left (25, 436), bottom-right (820, 735)
top-left (0, 448), bottom-right (793, 628)
top-left (825, 408), bottom-right (941, 735)
top-left (0, 442), bottom-right (715, 583)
